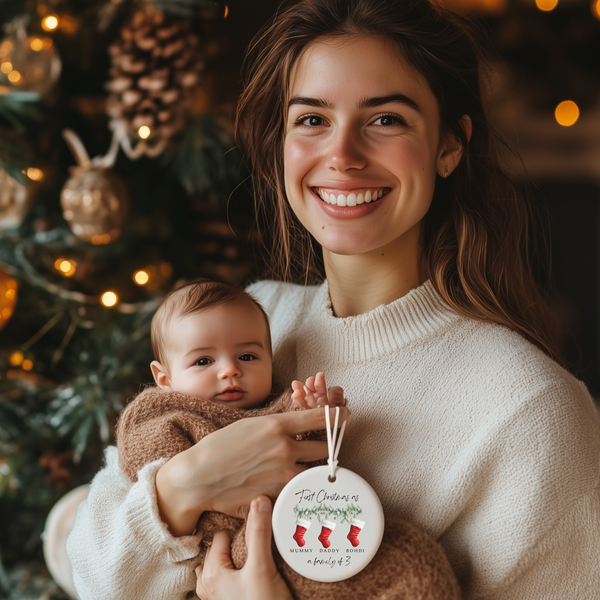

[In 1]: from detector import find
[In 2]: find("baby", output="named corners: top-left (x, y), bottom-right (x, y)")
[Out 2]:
top-left (116, 280), bottom-right (460, 600)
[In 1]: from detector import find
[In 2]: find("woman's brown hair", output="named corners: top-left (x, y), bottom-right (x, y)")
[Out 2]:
top-left (235, 0), bottom-right (562, 364)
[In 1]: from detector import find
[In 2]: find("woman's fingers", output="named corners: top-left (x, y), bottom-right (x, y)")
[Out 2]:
top-left (245, 496), bottom-right (276, 574)
top-left (276, 405), bottom-right (351, 436)
top-left (196, 530), bottom-right (233, 599)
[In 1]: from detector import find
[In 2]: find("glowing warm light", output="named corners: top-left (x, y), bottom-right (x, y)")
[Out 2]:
top-left (101, 291), bottom-right (118, 307)
top-left (133, 270), bottom-right (150, 285)
top-left (9, 351), bottom-right (23, 366)
top-left (224, 5), bottom-right (229, 17)
top-left (160, 262), bottom-right (173, 277)
top-left (592, 0), bottom-right (600, 19)
top-left (27, 167), bottom-right (44, 181)
top-left (5, 288), bottom-right (15, 300)
top-left (138, 125), bottom-right (151, 139)
top-left (42, 15), bottom-right (59, 31)
top-left (8, 71), bottom-right (21, 83)
top-left (30, 38), bottom-right (44, 51)
top-left (555, 100), bottom-right (580, 126)
top-left (1, 62), bottom-right (12, 74)
top-left (21, 359), bottom-right (33, 371)
top-left (536, 0), bottom-right (558, 9)
top-left (91, 233), bottom-right (112, 245)
top-left (54, 258), bottom-right (76, 277)
top-left (1, 308), bottom-right (11, 319)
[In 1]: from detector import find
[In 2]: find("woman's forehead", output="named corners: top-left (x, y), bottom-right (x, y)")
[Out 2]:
top-left (287, 35), bottom-right (434, 108)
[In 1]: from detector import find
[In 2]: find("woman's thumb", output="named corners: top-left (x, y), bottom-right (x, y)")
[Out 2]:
top-left (244, 496), bottom-right (276, 572)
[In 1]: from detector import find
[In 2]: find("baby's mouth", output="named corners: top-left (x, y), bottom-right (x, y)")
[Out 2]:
top-left (312, 187), bottom-right (390, 206)
top-left (216, 387), bottom-right (244, 401)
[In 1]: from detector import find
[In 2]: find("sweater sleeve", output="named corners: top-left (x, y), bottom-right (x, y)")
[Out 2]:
top-left (66, 446), bottom-right (201, 600)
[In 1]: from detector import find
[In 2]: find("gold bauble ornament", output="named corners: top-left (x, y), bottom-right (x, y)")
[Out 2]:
top-left (60, 166), bottom-right (130, 244)
top-left (0, 268), bottom-right (18, 331)
top-left (0, 33), bottom-right (61, 95)
top-left (0, 168), bottom-right (28, 229)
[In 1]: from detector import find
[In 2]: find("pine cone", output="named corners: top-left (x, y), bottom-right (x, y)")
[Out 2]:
top-left (105, 7), bottom-right (204, 154)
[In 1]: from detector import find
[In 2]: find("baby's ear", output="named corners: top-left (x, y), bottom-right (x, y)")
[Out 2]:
top-left (150, 361), bottom-right (172, 390)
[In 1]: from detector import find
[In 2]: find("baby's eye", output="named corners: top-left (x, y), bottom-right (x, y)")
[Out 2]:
top-left (195, 358), bottom-right (212, 366)
top-left (239, 354), bottom-right (257, 362)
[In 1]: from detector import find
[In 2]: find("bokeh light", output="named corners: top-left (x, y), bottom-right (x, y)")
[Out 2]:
top-left (133, 270), bottom-right (150, 286)
top-left (138, 126), bottom-right (151, 139)
top-left (555, 100), bottom-right (580, 126)
top-left (42, 15), bottom-right (59, 31)
top-left (101, 291), bottom-right (118, 307)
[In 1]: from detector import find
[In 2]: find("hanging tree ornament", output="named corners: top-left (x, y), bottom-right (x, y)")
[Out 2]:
top-left (105, 5), bottom-right (204, 158)
top-left (0, 168), bottom-right (28, 229)
top-left (0, 267), bottom-right (18, 332)
top-left (60, 129), bottom-right (130, 245)
top-left (0, 19), bottom-right (61, 96)
top-left (272, 408), bottom-right (384, 582)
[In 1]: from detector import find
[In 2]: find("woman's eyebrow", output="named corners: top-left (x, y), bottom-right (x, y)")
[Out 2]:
top-left (288, 96), bottom-right (333, 109)
top-left (358, 94), bottom-right (421, 112)
top-left (287, 94), bottom-right (420, 112)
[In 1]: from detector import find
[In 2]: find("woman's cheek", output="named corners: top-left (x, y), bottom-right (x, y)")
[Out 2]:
top-left (284, 137), bottom-right (318, 190)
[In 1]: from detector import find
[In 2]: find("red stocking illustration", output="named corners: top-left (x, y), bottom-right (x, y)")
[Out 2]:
top-left (292, 518), bottom-right (311, 547)
top-left (347, 517), bottom-right (365, 547)
top-left (317, 519), bottom-right (337, 548)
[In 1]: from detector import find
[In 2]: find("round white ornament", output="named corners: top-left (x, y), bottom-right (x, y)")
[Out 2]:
top-left (272, 408), bottom-right (384, 582)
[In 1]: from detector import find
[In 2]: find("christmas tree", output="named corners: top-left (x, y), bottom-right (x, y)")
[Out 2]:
top-left (0, 0), bottom-right (265, 597)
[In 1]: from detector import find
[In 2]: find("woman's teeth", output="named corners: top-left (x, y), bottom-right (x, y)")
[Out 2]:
top-left (316, 189), bottom-right (386, 206)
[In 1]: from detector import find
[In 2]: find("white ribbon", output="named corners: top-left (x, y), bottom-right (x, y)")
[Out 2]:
top-left (325, 406), bottom-right (347, 480)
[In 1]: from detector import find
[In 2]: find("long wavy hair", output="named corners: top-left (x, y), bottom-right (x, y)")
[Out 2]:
top-left (235, 0), bottom-right (562, 364)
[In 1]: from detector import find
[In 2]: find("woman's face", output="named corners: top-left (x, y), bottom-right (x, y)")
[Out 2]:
top-left (284, 35), bottom-right (457, 260)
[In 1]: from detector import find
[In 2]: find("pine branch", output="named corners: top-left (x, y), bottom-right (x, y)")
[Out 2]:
top-left (293, 503), bottom-right (364, 524)
top-left (164, 113), bottom-right (243, 198)
top-left (0, 92), bottom-right (42, 133)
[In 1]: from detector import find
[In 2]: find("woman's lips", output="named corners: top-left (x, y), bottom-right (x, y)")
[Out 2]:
top-left (309, 187), bottom-right (389, 218)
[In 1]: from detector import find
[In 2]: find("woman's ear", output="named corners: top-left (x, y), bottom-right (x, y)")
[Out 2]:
top-left (150, 361), bottom-right (172, 390)
top-left (436, 115), bottom-right (472, 178)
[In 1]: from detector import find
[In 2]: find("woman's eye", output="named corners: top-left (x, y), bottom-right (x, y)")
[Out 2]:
top-left (195, 358), bottom-right (212, 366)
top-left (239, 354), bottom-right (257, 362)
top-left (373, 114), bottom-right (404, 127)
top-left (296, 114), bottom-right (325, 127)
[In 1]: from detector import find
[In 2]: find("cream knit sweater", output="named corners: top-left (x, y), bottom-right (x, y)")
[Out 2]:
top-left (67, 280), bottom-right (600, 599)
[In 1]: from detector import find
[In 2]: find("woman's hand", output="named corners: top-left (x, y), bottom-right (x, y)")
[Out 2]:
top-left (156, 406), bottom-right (350, 536)
top-left (196, 496), bottom-right (293, 600)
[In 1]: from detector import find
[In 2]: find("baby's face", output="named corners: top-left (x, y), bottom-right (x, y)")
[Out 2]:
top-left (161, 301), bottom-right (272, 409)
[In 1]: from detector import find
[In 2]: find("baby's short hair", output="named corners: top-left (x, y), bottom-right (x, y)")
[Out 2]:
top-left (151, 279), bottom-right (271, 367)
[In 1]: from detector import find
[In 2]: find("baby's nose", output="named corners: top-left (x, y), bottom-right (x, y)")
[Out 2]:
top-left (218, 361), bottom-right (241, 378)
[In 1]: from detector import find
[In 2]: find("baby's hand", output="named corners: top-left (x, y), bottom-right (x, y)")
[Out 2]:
top-left (291, 372), bottom-right (346, 409)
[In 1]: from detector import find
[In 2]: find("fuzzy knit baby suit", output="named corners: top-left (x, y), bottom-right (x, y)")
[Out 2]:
top-left (66, 280), bottom-right (600, 599)
top-left (115, 386), bottom-right (460, 600)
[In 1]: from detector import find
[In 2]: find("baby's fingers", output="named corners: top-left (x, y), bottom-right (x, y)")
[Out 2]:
top-left (327, 386), bottom-right (346, 406)
top-left (291, 380), bottom-right (310, 408)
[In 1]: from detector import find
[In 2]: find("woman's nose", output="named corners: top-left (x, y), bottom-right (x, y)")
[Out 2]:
top-left (218, 360), bottom-right (241, 379)
top-left (324, 126), bottom-right (367, 172)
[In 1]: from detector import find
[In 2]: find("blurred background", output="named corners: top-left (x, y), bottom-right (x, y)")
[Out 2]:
top-left (0, 0), bottom-right (598, 597)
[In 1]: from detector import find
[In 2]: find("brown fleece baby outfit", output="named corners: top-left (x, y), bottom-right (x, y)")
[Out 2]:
top-left (116, 387), bottom-right (460, 600)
